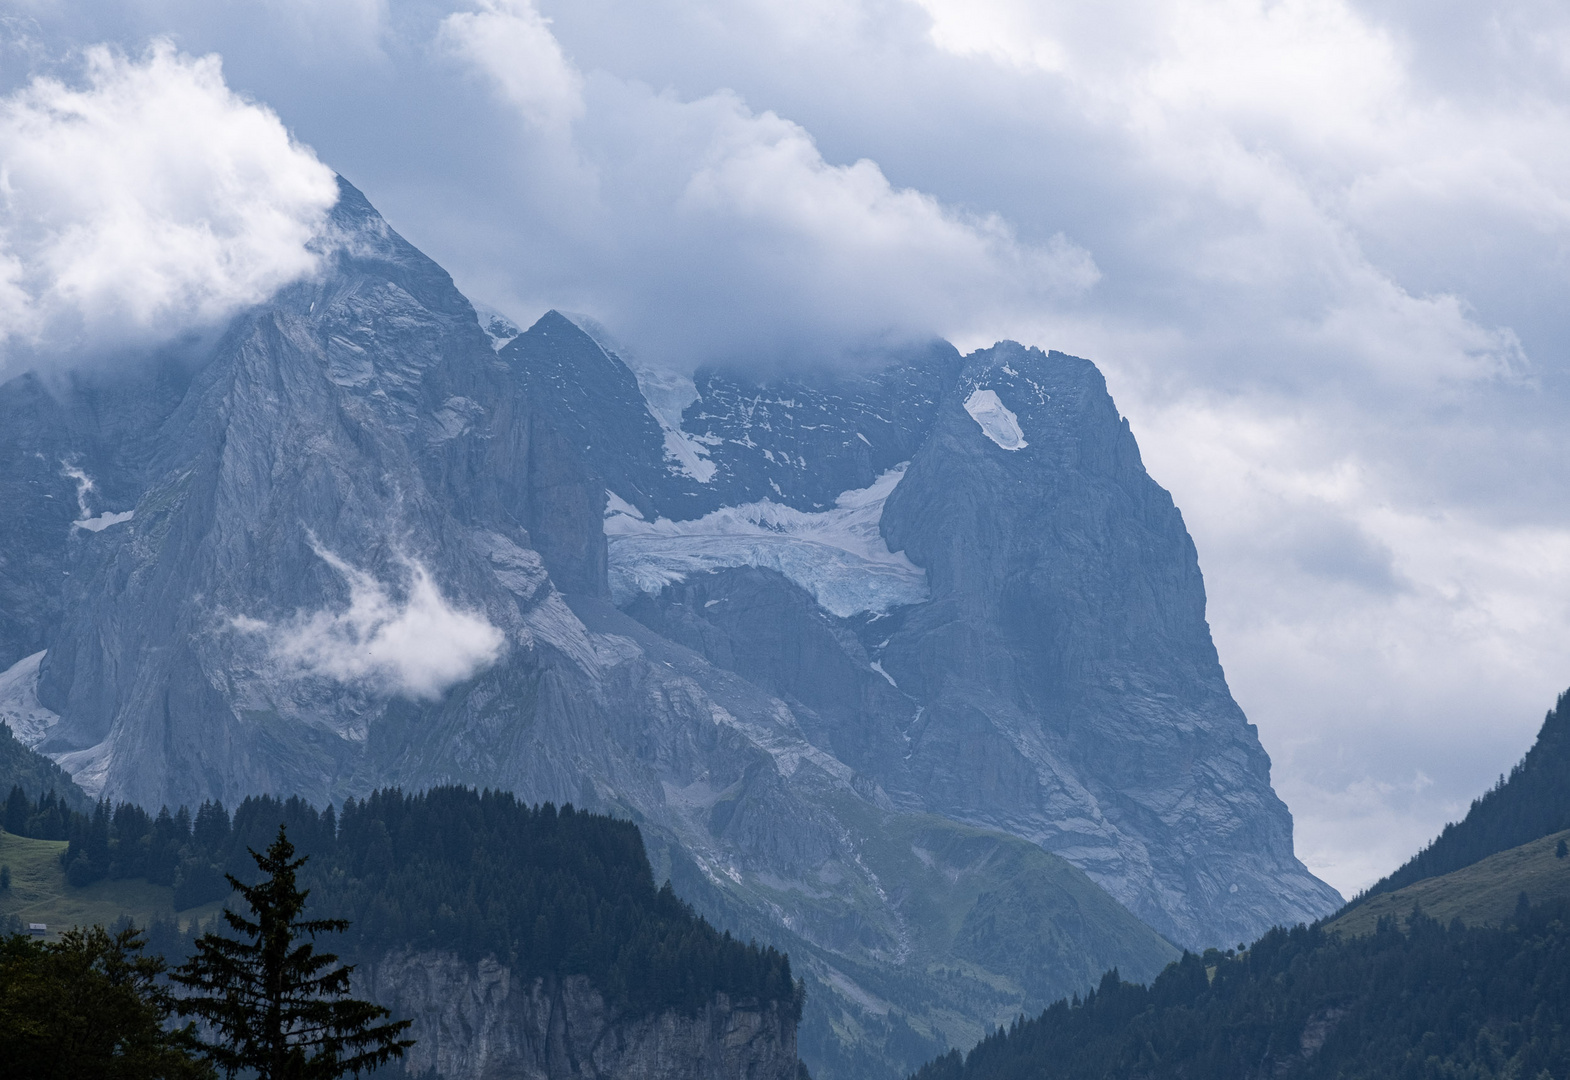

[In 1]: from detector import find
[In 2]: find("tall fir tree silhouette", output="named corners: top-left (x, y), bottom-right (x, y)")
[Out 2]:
top-left (172, 825), bottom-right (412, 1079)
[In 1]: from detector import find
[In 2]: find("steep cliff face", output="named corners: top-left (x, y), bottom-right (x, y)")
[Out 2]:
top-left (877, 344), bottom-right (1341, 947)
top-left (0, 361), bottom-right (191, 673)
top-left (361, 953), bottom-right (798, 1080)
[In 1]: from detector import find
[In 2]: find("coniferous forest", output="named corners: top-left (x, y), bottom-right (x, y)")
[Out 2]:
top-left (2, 783), bottom-right (801, 1020)
top-left (911, 900), bottom-right (1570, 1080)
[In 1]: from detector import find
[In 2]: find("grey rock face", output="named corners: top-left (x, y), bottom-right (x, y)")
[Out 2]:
top-left (877, 345), bottom-right (1343, 947)
top-left (0, 181), bottom-right (1325, 1079)
top-left (592, 332), bottom-right (1338, 948)
top-left (0, 361), bottom-right (190, 672)
top-left (506, 314), bottom-right (962, 522)
top-left (360, 954), bottom-right (797, 1080)
top-left (677, 347), bottom-right (962, 514)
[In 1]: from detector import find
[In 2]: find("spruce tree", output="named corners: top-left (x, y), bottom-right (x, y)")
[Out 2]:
top-left (172, 825), bottom-right (412, 1079)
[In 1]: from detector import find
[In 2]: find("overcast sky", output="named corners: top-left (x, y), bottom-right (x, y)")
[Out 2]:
top-left (3, 0), bottom-right (1569, 895)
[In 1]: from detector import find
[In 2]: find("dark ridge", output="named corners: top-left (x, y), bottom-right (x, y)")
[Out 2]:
top-left (909, 900), bottom-right (1570, 1080)
top-left (1356, 687), bottom-right (1570, 904)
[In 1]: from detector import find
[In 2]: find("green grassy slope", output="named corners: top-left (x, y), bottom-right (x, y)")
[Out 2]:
top-left (833, 800), bottom-right (1180, 1006)
top-left (0, 829), bottom-right (223, 940)
top-left (1327, 828), bottom-right (1570, 938)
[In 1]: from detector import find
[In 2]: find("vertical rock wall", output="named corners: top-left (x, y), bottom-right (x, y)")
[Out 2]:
top-left (362, 952), bottom-right (800, 1080)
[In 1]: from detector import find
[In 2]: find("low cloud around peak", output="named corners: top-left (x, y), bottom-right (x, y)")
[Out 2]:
top-left (0, 40), bottom-right (338, 375)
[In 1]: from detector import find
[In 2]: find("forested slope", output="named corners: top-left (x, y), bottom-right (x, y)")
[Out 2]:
top-left (910, 901), bottom-right (1570, 1080)
top-left (1, 784), bottom-right (800, 1020)
top-left (0, 725), bottom-right (88, 813)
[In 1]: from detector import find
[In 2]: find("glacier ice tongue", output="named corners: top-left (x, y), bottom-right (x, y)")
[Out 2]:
top-left (0, 651), bottom-right (60, 747)
top-left (606, 466), bottom-right (928, 617)
top-left (964, 388), bottom-right (1028, 450)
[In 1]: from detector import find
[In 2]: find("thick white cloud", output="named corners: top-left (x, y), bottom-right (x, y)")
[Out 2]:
top-left (566, 82), bottom-right (1098, 366)
top-left (0, 40), bottom-right (338, 366)
top-left (236, 542), bottom-right (505, 701)
top-left (440, 0), bottom-right (583, 131)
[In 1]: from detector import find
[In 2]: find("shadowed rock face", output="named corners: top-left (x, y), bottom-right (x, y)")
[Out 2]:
top-left (0, 180), bottom-right (1328, 1080)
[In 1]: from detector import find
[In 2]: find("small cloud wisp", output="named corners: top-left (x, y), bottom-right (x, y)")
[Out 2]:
top-left (235, 541), bottom-right (505, 701)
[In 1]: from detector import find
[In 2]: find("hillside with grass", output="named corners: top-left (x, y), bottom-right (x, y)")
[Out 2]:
top-left (1327, 828), bottom-right (1570, 938)
top-left (902, 682), bottom-right (1570, 1080)
top-left (0, 829), bottom-right (222, 939)
top-left (910, 898), bottom-right (1570, 1080)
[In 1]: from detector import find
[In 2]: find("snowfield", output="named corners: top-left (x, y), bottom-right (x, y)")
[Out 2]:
top-left (964, 388), bottom-right (1028, 450)
top-left (605, 465), bottom-right (929, 617)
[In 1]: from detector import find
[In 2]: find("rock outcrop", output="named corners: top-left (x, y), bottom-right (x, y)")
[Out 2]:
top-left (361, 953), bottom-right (798, 1080)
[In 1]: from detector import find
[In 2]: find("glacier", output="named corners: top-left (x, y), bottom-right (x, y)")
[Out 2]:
top-left (605, 465), bottom-right (928, 617)
top-left (0, 651), bottom-right (60, 748)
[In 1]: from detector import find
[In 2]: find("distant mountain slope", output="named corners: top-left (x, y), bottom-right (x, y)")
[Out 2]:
top-left (1328, 828), bottom-right (1570, 939)
top-left (1359, 688), bottom-right (1570, 902)
top-left (906, 684), bottom-right (1570, 1080)
top-left (870, 344), bottom-right (1341, 946)
top-left (597, 333), bottom-right (1340, 949)
top-left (0, 178), bottom-right (1329, 1080)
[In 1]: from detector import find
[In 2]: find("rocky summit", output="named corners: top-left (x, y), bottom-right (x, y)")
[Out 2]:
top-left (0, 180), bottom-right (1338, 1080)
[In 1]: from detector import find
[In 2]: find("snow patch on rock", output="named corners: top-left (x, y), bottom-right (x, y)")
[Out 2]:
top-left (0, 651), bottom-right (60, 747)
top-left (474, 304), bottom-right (522, 350)
top-left (605, 489), bottom-right (645, 523)
top-left (606, 466), bottom-right (928, 617)
top-left (964, 388), bottom-right (1027, 450)
top-left (52, 739), bottom-right (111, 798)
top-left (634, 364), bottom-right (718, 484)
top-left (74, 510), bottom-right (134, 532)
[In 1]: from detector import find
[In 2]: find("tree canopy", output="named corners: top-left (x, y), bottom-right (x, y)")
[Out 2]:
top-left (173, 826), bottom-right (412, 1080)
top-left (7, 783), bottom-right (802, 1021)
top-left (0, 924), bottom-right (212, 1080)
top-left (1361, 686), bottom-right (1570, 902)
